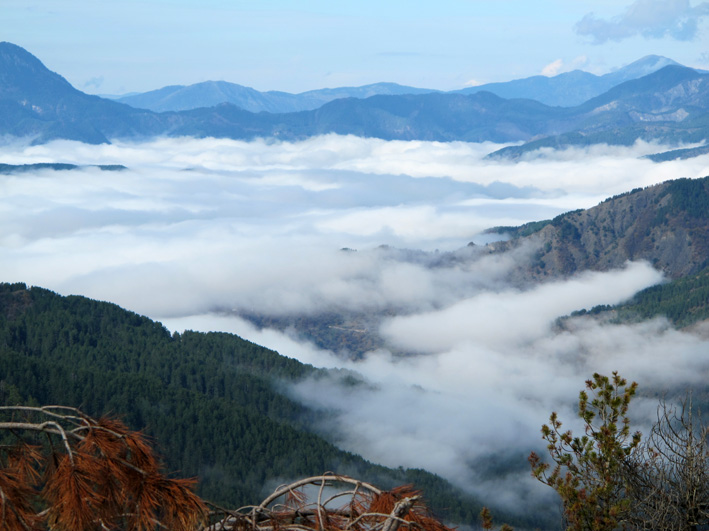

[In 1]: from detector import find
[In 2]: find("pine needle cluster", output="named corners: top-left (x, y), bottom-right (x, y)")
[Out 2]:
top-left (0, 405), bottom-right (207, 531)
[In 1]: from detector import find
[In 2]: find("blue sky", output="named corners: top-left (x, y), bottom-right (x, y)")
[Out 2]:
top-left (3, 1), bottom-right (709, 95)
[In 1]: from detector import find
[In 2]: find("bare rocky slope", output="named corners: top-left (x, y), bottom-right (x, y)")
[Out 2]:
top-left (489, 176), bottom-right (709, 281)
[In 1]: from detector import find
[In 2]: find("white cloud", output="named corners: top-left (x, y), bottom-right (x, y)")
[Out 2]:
top-left (541, 59), bottom-right (563, 77)
top-left (379, 261), bottom-right (663, 353)
top-left (576, 0), bottom-right (709, 44)
top-left (571, 55), bottom-right (589, 69)
top-left (2, 135), bottom-right (706, 324)
top-left (541, 56), bottom-right (590, 77)
top-left (285, 264), bottom-right (709, 507)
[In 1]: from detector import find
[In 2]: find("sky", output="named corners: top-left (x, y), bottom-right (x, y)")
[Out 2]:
top-left (2, 135), bottom-right (709, 513)
top-left (2, 0), bottom-right (709, 94)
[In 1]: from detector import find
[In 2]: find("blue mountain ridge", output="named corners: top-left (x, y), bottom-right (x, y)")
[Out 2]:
top-left (1, 41), bottom-right (707, 157)
top-left (112, 55), bottom-right (685, 112)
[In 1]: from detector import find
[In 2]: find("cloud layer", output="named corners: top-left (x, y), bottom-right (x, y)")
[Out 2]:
top-left (2, 135), bottom-right (709, 512)
top-left (3, 135), bottom-right (706, 320)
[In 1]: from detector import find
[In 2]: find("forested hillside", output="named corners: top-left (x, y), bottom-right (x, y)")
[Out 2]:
top-left (572, 265), bottom-right (709, 328)
top-left (0, 283), bottom-right (519, 527)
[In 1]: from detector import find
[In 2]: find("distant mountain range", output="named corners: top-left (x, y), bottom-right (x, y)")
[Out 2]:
top-left (455, 55), bottom-right (687, 106)
top-left (488, 65), bottom-right (709, 159)
top-left (110, 55), bottom-right (684, 112)
top-left (111, 81), bottom-right (438, 113)
top-left (1, 41), bottom-right (707, 158)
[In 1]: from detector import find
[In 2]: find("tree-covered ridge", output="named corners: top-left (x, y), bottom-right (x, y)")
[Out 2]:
top-left (0, 283), bottom-right (506, 527)
top-left (484, 219), bottom-right (553, 239)
top-left (572, 265), bottom-right (709, 327)
top-left (643, 143), bottom-right (709, 162)
top-left (0, 163), bottom-right (126, 173)
top-left (664, 177), bottom-right (709, 219)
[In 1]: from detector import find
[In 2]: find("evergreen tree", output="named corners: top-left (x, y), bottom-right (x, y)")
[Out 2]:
top-left (529, 372), bottom-right (641, 530)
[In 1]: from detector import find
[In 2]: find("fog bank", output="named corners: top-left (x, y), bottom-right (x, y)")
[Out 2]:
top-left (2, 135), bottom-right (709, 510)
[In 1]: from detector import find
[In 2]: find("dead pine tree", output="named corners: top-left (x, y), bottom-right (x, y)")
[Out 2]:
top-left (625, 396), bottom-right (709, 530)
top-left (0, 405), bottom-right (207, 530)
top-left (202, 473), bottom-right (456, 531)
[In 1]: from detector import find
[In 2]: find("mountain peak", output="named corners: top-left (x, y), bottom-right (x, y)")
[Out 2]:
top-left (589, 63), bottom-right (704, 106)
top-left (0, 42), bottom-right (73, 95)
top-left (604, 55), bottom-right (681, 84)
top-left (626, 54), bottom-right (679, 69)
top-left (0, 42), bottom-right (53, 73)
top-left (0, 41), bottom-right (39, 58)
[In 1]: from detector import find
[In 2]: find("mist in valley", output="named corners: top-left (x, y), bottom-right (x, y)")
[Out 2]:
top-left (2, 134), bottom-right (709, 513)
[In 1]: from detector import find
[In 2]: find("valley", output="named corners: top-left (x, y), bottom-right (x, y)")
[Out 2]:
top-left (1, 38), bottom-right (708, 529)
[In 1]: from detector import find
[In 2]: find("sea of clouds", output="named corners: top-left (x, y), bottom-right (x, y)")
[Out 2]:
top-left (2, 134), bottom-right (709, 512)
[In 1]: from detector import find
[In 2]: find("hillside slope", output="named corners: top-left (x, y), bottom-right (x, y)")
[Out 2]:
top-left (490, 176), bottom-right (709, 281)
top-left (0, 282), bottom-right (524, 527)
top-left (572, 265), bottom-right (709, 328)
top-left (0, 42), bottom-right (168, 144)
